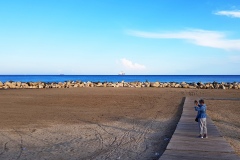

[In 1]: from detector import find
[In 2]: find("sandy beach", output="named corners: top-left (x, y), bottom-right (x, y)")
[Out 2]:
top-left (0, 88), bottom-right (240, 160)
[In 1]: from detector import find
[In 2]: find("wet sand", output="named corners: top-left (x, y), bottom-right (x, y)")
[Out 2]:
top-left (0, 88), bottom-right (239, 159)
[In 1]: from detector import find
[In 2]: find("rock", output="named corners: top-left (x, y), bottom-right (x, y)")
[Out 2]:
top-left (56, 84), bottom-right (61, 88)
top-left (150, 82), bottom-right (160, 87)
top-left (163, 83), bottom-right (168, 87)
top-left (233, 82), bottom-right (238, 86)
top-left (214, 84), bottom-right (219, 89)
top-left (142, 82), bottom-right (149, 87)
top-left (0, 81), bottom-right (3, 87)
top-left (165, 83), bottom-right (171, 87)
top-left (201, 85), bottom-right (206, 89)
top-left (189, 86), bottom-right (196, 89)
top-left (135, 82), bottom-right (142, 88)
top-left (86, 82), bottom-right (93, 87)
top-left (170, 83), bottom-right (176, 87)
top-left (65, 81), bottom-right (73, 88)
top-left (78, 83), bottom-right (84, 87)
top-left (233, 85), bottom-right (238, 89)
top-left (22, 83), bottom-right (29, 88)
top-left (39, 85), bottom-right (44, 89)
top-left (192, 83), bottom-right (198, 87)
top-left (96, 83), bottom-right (103, 87)
top-left (205, 84), bottom-right (210, 88)
top-left (205, 83), bottom-right (214, 89)
top-left (181, 82), bottom-right (187, 85)
top-left (56, 82), bottom-right (62, 88)
top-left (130, 82), bottom-right (137, 87)
top-left (68, 85), bottom-right (73, 88)
top-left (124, 83), bottom-right (130, 87)
top-left (66, 81), bottom-right (71, 86)
top-left (15, 86), bottom-right (20, 89)
top-left (105, 83), bottom-right (112, 87)
top-left (102, 83), bottom-right (107, 87)
top-left (209, 84), bottom-right (214, 89)
top-left (111, 83), bottom-right (117, 87)
top-left (117, 83), bottom-right (123, 87)
top-left (6, 82), bottom-right (16, 89)
top-left (182, 84), bottom-right (189, 88)
top-left (11, 85), bottom-right (16, 89)
top-left (3, 86), bottom-right (9, 89)
top-left (16, 81), bottom-right (21, 87)
top-left (220, 85), bottom-right (226, 89)
top-left (143, 82), bottom-right (150, 87)
top-left (32, 82), bottom-right (38, 86)
top-left (212, 81), bottom-right (218, 88)
top-left (175, 84), bottom-right (181, 88)
top-left (4, 81), bottom-right (11, 87)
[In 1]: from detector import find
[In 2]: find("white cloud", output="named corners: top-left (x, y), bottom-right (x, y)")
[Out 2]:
top-left (214, 10), bottom-right (240, 18)
top-left (127, 29), bottom-right (240, 51)
top-left (120, 58), bottom-right (146, 70)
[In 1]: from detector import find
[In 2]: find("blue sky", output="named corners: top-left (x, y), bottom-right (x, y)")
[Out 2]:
top-left (0, 0), bottom-right (240, 75)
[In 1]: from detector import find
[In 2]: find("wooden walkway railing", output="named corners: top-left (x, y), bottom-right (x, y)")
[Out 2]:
top-left (159, 97), bottom-right (240, 160)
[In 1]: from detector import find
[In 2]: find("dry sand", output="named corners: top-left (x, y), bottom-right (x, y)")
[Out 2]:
top-left (207, 99), bottom-right (240, 156)
top-left (0, 88), bottom-right (239, 160)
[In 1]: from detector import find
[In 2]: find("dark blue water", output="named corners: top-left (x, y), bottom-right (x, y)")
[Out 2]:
top-left (0, 75), bottom-right (240, 83)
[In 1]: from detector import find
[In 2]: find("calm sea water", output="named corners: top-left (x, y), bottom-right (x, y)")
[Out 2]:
top-left (0, 75), bottom-right (240, 83)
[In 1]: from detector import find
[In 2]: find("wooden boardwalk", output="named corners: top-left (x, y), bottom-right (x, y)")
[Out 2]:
top-left (159, 97), bottom-right (240, 160)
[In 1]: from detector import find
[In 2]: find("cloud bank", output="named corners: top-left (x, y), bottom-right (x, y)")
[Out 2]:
top-left (120, 58), bottom-right (146, 70)
top-left (128, 29), bottom-right (240, 51)
top-left (214, 10), bottom-right (240, 18)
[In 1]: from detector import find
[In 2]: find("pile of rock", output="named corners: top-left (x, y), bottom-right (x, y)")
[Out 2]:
top-left (0, 81), bottom-right (239, 89)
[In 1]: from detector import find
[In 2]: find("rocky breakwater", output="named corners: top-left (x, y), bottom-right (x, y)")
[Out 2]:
top-left (0, 81), bottom-right (240, 90)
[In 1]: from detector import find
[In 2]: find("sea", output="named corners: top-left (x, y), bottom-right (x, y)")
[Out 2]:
top-left (0, 75), bottom-right (240, 83)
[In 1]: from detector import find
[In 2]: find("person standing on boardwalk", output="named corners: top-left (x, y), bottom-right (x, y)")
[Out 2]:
top-left (194, 99), bottom-right (208, 138)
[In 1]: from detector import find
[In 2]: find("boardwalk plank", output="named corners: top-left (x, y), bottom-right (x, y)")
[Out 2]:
top-left (159, 97), bottom-right (240, 160)
top-left (160, 150), bottom-right (240, 160)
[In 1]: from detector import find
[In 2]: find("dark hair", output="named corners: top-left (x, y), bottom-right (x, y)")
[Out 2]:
top-left (199, 99), bottom-right (204, 104)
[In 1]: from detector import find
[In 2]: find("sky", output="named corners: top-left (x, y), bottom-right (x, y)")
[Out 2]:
top-left (0, 0), bottom-right (240, 75)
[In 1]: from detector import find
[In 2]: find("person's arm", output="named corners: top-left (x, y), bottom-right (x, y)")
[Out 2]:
top-left (194, 106), bottom-right (200, 111)
top-left (195, 105), bottom-right (206, 111)
top-left (194, 100), bottom-right (198, 111)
